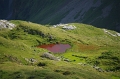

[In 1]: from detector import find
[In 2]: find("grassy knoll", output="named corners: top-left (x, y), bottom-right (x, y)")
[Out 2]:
top-left (0, 20), bottom-right (120, 79)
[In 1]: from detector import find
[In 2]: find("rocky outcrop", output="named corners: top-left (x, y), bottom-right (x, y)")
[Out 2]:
top-left (53, 23), bottom-right (76, 30)
top-left (0, 20), bottom-right (15, 30)
top-left (103, 29), bottom-right (120, 37)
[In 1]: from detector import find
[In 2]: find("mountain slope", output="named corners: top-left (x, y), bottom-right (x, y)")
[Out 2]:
top-left (0, 20), bottom-right (120, 79)
top-left (0, 0), bottom-right (120, 32)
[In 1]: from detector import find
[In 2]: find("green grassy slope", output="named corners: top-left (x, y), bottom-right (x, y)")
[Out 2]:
top-left (0, 20), bottom-right (120, 79)
top-left (13, 0), bottom-right (68, 23)
top-left (11, 0), bottom-right (120, 32)
top-left (1, 0), bottom-right (119, 32)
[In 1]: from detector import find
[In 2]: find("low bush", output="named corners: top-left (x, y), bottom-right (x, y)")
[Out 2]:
top-left (63, 71), bottom-right (71, 75)
top-left (37, 62), bottom-right (47, 66)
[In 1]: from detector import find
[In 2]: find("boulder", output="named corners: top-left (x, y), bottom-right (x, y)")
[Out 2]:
top-left (0, 20), bottom-right (16, 30)
top-left (41, 52), bottom-right (58, 61)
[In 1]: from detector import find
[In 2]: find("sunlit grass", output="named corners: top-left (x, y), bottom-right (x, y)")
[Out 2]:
top-left (0, 20), bottom-right (120, 79)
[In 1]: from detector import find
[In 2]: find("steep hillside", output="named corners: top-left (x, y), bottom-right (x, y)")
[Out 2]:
top-left (0, 20), bottom-right (120, 79)
top-left (0, 0), bottom-right (120, 32)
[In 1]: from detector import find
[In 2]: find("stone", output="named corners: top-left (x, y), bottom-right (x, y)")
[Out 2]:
top-left (52, 23), bottom-right (76, 30)
top-left (0, 20), bottom-right (16, 30)
top-left (41, 52), bottom-right (58, 61)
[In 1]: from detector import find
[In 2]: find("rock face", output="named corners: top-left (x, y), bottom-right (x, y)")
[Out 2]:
top-left (0, 20), bottom-right (15, 29)
top-left (0, 0), bottom-right (120, 32)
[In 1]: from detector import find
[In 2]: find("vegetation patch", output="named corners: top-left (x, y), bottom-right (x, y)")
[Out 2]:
top-left (0, 20), bottom-right (120, 79)
top-left (63, 71), bottom-right (71, 75)
top-left (37, 62), bottom-right (47, 67)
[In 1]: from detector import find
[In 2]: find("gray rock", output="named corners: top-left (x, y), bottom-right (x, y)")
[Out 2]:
top-left (52, 23), bottom-right (76, 30)
top-left (41, 52), bottom-right (58, 61)
top-left (0, 20), bottom-right (16, 30)
top-left (29, 58), bottom-right (37, 63)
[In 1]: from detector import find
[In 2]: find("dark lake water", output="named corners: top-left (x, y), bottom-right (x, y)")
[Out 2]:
top-left (37, 44), bottom-right (71, 53)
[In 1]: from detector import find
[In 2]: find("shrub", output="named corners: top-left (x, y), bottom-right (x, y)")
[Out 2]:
top-left (54, 70), bottom-right (63, 72)
top-left (45, 73), bottom-right (67, 79)
top-left (63, 71), bottom-right (71, 75)
top-left (27, 76), bottom-right (35, 79)
top-left (37, 62), bottom-right (46, 66)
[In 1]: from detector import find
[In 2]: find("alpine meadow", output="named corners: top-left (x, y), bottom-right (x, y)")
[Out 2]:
top-left (0, 0), bottom-right (120, 79)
